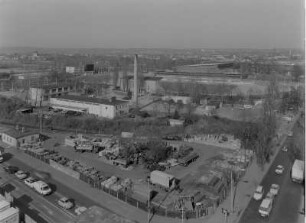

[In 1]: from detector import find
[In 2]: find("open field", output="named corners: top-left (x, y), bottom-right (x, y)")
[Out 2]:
top-left (216, 105), bottom-right (263, 122)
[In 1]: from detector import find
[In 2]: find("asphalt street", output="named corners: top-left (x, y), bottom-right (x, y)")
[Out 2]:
top-left (239, 140), bottom-right (304, 223)
top-left (0, 164), bottom-right (74, 223)
top-left (0, 153), bottom-right (117, 215)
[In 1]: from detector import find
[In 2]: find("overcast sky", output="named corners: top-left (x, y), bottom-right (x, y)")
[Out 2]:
top-left (0, 0), bottom-right (304, 49)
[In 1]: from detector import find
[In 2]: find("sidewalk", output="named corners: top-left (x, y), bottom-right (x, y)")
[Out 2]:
top-left (0, 112), bottom-right (300, 223)
top-left (3, 145), bottom-right (210, 223)
top-left (205, 112), bottom-right (301, 223)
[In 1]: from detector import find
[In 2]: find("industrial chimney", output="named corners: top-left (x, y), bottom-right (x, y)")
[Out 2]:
top-left (133, 54), bottom-right (138, 106)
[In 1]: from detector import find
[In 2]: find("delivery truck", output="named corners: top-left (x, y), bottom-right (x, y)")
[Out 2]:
top-left (291, 159), bottom-right (305, 184)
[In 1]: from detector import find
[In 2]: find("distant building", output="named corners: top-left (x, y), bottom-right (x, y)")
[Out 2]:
top-left (144, 77), bottom-right (163, 94)
top-left (50, 95), bottom-right (129, 119)
top-left (29, 84), bottom-right (75, 106)
top-left (1, 128), bottom-right (40, 147)
top-left (66, 66), bottom-right (75, 74)
top-left (119, 75), bottom-right (162, 95)
top-left (169, 119), bottom-right (184, 126)
top-left (162, 95), bottom-right (192, 104)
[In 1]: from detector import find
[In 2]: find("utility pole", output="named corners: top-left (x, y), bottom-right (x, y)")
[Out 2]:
top-left (178, 195), bottom-right (191, 223)
top-left (230, 170), bottom-right (234, 213)
top-left (147, 177), bottom-right (150, 223)
top-left (39, 109), bottom-right (43, 134)
top-left (181, 206), bottom-right (185, 223)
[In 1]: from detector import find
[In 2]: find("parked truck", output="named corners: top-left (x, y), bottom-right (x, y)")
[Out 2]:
top-left (75, 143), bottom-right (93, 153)
top-left (291, 159), bottom-right (305, 183)
top-left (150, 170), bottom-right (176, 191)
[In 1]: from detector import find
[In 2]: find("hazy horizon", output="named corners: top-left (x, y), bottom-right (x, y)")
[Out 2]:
top-left (0, 0), bottom-right (304, 49)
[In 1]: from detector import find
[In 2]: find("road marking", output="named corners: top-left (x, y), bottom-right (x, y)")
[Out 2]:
top-left (0, 171), bottom-right (76, 219)
top-left (41, 204), bottom-right (54, 215)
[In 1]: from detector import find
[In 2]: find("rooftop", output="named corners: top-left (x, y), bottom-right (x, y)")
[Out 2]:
top-left (3, 128), bottom-right (39, 139)
top-left (31, 84), bottom-right (74, 90)
top-left (52, 95), bottom-right (129, 106)
top-left (144, 76), bottom-right (163, 81)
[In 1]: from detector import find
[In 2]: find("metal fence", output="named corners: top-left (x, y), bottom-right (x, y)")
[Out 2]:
top-left (23, 149), bottom-right (225, 219)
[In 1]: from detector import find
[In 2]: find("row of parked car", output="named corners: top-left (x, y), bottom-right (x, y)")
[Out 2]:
top-left (3, 165), bottom-right (79, 211)
top-left (252, 147), bottom-right (286, 217)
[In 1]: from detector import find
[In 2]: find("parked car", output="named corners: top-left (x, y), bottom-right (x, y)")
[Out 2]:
top-left (270, 184), bottom-right (280, 196)
top-left (24, 177), bottom-right (38, 188)
top-left (259, 198), bottom-right (273, 217)
top-left (3, 165), bottom-right (19, 174)
top-left (75, 206), bottom-right (87, 215)
top-left (275, 165), bottom-right (284, 175)
top-left (15, 170), bottom-right (28, 180)
top-left (58, 197), bottom-right (74, 209)
top-left (282, 146), bottom-right (288, 152)
top-left (33, 181), bottom-right (52, 195)
top-left (253, 185), bottom-right (264, 200)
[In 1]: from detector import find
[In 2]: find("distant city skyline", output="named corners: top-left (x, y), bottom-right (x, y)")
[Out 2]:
top-left (0, 0), bottom-right (304, 49)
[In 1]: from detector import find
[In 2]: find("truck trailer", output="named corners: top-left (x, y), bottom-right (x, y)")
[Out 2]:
top-left (291, 159), bottom-right (305, 184)
top-left (150, 170), bottom-right (176, 191)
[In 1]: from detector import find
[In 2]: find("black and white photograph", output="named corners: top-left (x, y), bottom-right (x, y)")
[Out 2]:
top-left (0, 0), bottom-right (304, 223)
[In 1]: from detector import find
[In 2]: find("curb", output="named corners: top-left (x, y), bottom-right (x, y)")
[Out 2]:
top-left (233, 111), bottom-right (301, 223)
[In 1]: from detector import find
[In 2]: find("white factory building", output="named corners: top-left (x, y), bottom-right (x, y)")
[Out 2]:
top-left (29, 84), bottom-right (75, 106)
top-left (50, 95), bottom-right (129, 119)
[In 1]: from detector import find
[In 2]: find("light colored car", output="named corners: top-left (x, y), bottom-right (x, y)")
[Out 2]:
top-left (259, 198), bottom-right (273, 217)
top-left (15, 170), bottom-right (28, 180)
top-left (33, 181), bottom-right (52, 196)
top-left (58, 197), bottom-right (74, 210)
top-left (253, 186), bottom-right (264, 200)
top-left (275, 165), bottom-right (284, 174)
top-left (270, 184), bottom-right (280, 196)
top-left (266, 191), bottom-right (275, 201)
top-left (282, 146), bottom-right (288, 152)
top-left (75, 206), bottom-right (87, 215)
top-left (24, 177), bottom-right (38, 188)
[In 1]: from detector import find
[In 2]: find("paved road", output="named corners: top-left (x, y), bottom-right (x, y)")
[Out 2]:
top-left (0, 165), bottom-right (75, 223)
top-left (239, 135), bottom-right (304, 222)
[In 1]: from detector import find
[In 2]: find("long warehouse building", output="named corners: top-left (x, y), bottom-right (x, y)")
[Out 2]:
top-left (50, 95), bottom-right (129, 119)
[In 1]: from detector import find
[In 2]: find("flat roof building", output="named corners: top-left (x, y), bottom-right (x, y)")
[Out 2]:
top-left (29, 84), bottom-right (75, 107)
top-left (50, 95), bottom-right (129, 119)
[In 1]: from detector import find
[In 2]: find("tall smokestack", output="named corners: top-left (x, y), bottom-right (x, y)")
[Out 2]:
top-left (133, 54), bottom-right (138, 105)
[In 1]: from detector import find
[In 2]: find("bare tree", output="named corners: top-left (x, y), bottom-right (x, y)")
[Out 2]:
top-left (112, 65), bottom-right (119, 89)
top-left (138, 72), bottom-right (145, 93)
top-left (122, 67), bottom-right (129, 92)
top-left (189, 81), bottom-right (202, 104)
top-left (292, 64), bottom-right (304, 82)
